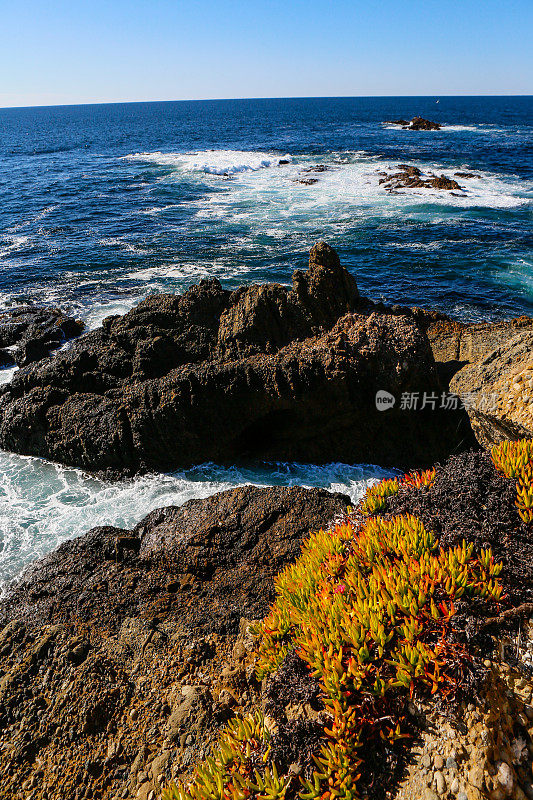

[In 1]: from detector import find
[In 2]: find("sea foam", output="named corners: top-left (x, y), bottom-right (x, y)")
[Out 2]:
top-left (0, 451), bottom-right (392, 592)
top-left (125, 149), bottom-right (292, 175)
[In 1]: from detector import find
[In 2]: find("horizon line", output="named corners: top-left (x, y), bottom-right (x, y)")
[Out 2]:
top-left (1, 92), bottom-right (532, 111)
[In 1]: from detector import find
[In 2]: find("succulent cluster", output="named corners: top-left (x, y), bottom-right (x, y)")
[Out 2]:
top-left (162, 714), bottom-right (289, 800)
top-left (360, 468), bottom-right (435, 514)
top-left (162, 459), bottom-right (505, 800)
top-left (491, 439), bottom-right (533, 523)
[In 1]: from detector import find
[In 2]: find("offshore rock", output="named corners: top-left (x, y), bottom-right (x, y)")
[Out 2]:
top-left (384, 117), bottom-right (442, 130)
top-left (0, 242), bottom-right (469, 475)
top-left (406, 116), bottom-right (442, 130)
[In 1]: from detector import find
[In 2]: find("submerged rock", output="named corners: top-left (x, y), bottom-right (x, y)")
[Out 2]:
top-left (0, 242), bottom-right (469, 475)
top-left (0, 304), bottom-right (83, 367)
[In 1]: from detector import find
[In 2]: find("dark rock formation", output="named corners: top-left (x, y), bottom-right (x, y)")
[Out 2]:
top-left (0, 242), bottom-right (471, 475)
top-left (406, 116), bottom-right (441, 130)
top-left (0, 348), bottom-right (15, 368)
top-left (384, 117), bottom-right (442, 130)
top-left (455, 171), bottom-right (481, 178)
top-left (379, 165), bottom-right (461, 192)
top-left (0, 305), bottom-right (83, 367)
top-left (0, 485), bottom-right (349, 635)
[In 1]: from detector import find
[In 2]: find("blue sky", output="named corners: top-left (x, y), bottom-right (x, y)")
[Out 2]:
top-left (2, 0), bottom-right (532, 107)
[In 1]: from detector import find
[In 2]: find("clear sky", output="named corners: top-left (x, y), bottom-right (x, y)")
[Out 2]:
top-left (2, 0), bottom-right (532, 107)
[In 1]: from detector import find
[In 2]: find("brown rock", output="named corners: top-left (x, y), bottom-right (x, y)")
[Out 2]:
top-left (450, 332), bottom-right (533, 448)
top-left (0, 485), bottom-right (349, 635)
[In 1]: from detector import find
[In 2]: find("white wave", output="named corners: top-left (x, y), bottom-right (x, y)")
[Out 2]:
top-left (443, 125), bottom-right (505, 133)
top-left (0, 235), bottom-right (29, 258)
top-left (124, 149), bottom-right (292, 176)
top-left (0, 450), bottom-right (391, 591)
top-left (98, 236), bottom-right (149, 255)
top-left (0, 365), bottom-right (18, 386)
top-left (83, 297), bottom-right (144, 330)
top-left (387, 241), bottom-right (444, 251)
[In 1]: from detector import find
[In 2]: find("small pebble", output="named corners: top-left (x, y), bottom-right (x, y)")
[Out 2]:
top-left (434, 771), bottom-right (446, 795)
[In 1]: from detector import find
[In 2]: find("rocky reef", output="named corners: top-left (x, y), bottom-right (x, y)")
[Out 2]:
top-left (378, 165), bottom-right (463, 192)
top-left (0, 242), bottom-right (473, 476)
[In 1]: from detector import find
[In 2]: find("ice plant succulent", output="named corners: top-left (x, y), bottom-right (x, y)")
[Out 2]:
top-left (360, 478), bottom-right (400, 514)
top-left (162, 713), bottom-right (289, 800)
top-left (361, 468), bottom-right (436, 516)
top-left (491, 439), bottom-right (533, 523)
top-left (163, 471), bottom-right (503, 800)
top-left (254, 511), bottom-right (501, 799)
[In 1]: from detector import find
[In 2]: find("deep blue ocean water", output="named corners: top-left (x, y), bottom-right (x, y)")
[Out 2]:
top-left (0, 96), bottom-right (531, 586)
top-left (1, 96), bottom-right (532, 327)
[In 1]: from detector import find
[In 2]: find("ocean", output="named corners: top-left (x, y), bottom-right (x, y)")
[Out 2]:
top-left (0, 95), bottom-right (531, 587)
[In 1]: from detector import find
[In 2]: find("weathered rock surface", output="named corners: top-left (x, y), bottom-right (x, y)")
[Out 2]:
top-left (450, 331), bottom-right (533, 448)
top-left (0, 485), bottom-right (349, 634)
top-left (0, 485), bottom-right (347, 800)
top-left (421, 313), bottom-right (533, 367)
top-left (0, 304), bottom-right (83, 367)
top-left (414, 312), bottom-right (533, 448)
top-left (0, 242), bottom-right (470, 475)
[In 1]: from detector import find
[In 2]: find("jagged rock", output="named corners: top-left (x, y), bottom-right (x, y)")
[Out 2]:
top-left (0, 484), bottom-right (349, 798)
top-left (450, 331), bottom-right (533, 448)
top-left (0, 243), bottom-right (468, 475)
top-left (429, 174), bottom-right (461, 190)
top-left (0, 305), bottom-right (83, 367)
